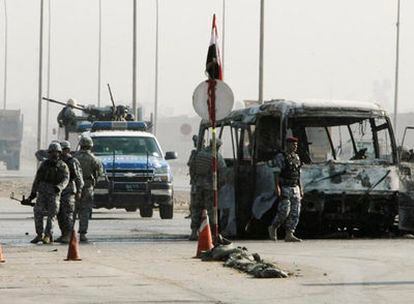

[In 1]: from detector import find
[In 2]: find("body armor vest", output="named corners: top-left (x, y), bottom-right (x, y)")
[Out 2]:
top-left (280, 152), bottom-right (301, 186)
top-left (39, 159), bottom-right (64, 185)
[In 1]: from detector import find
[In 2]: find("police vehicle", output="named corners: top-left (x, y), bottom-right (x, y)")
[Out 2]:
top-left (85, 121), bottom-right (177, 219)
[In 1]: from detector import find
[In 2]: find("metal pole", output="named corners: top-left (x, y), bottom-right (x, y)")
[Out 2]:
top-left (132, 0), bottom-right (137, 117)
top-left (258, 0), bottom-right (264, 104)
top-left (98, 0), bottom-right (102, 106)
top-left (221, 0), bottom-right (226, 74)
top-left (37, 0), bottom-right (44, 151)
top-left (3, 0), bottom-right (8, 109)
top-left (45, 0), bottom-right (51, 143)
top-left (153, 0), bottom-right (159, 135)
top-left (393, 0), bottom-right (401, 138)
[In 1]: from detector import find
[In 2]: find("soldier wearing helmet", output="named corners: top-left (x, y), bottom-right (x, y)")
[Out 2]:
top-left (189, 137), bottom-right (226, 240)
top-left (57, 98), bottom-right (78, 140)
top-left (268, 136), bottom-right (303, 242)
top-left (26, 142), bottom-right (70, 244)
top-left (55, 140), bottom-right (84, 243)
top-left (74, 136), bottom-right (104, 242)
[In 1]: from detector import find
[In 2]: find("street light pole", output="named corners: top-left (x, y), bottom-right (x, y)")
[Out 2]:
top-left (98, 0), bottom-right (102, 106)
top-left (393, 0), bottom-right (401, 137)
top-left (3, 0), bottom-right (8, 110)
top-left (258, 0), bottom-right (264, 104)
top-left (153, 0), bottom-right (159, 135)
top-left (37, 0), bottom-right (44, 151)
top-left (45, 0), bottom-right (51, 143)
top-left (132, 0), bottom-right (137, 117)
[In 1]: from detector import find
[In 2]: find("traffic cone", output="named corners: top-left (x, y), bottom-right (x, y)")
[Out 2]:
top-left (196, 209), bottom-right (214, 258)
top-left (0, 243), bottom-right (5, 263)
top-left (64, 229), bottom-right (82, 261)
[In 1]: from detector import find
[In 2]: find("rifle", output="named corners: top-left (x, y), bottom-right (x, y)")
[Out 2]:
top-left (10, 192), bottom-right (35, 207)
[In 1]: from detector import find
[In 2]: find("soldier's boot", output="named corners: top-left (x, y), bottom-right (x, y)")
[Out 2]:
top-left (79, 233), bottom-right (88, 243)
top-left (42, 234), bottom-right (53, 244)
top-left (285, 231), bottom-right (302, 242)
top-left (188, 229), bottom-right (198, 241)
top-left (268, 225), bottom-right (278, 241)
top-left (55, 235), bottom-right (64, 243)
top-left (30, 234), bottom-right (43, 244)
top-left (60, 233), bottom-right (71, 244)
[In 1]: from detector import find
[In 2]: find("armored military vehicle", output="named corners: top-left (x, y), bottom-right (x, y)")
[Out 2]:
top-left (0, 109), bottom-right (23, 170)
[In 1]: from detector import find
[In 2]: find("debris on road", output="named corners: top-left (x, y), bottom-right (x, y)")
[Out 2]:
top-left (200, 244), bottom-right (289, 279)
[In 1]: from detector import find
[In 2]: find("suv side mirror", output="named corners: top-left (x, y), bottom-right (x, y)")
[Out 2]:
top-left (165, 151), bottom-right (178, 160)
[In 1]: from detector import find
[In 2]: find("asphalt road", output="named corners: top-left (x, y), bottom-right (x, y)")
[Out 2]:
top-left (1, 198), bottom-right (414, 304)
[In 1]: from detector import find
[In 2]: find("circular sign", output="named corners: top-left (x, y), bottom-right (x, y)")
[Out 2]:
top-left (180, 123), bottom-right (192, 136)
top-left (192, 80), bottom-right (234, 121)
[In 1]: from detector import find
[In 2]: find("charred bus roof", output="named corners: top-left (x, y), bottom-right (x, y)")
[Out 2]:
top-left (201, 99), bottom-right (388, 127)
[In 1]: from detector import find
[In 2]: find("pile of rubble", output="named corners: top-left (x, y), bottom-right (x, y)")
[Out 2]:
top-left (200, 243), bottom-right (289, 279)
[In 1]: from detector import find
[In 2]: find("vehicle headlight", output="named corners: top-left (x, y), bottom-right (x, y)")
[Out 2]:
top-left (153, 166), bottom-right (171, 182)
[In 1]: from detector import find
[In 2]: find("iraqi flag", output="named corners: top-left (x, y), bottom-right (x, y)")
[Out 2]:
top-left (206, 14), bottom-right (223, 80)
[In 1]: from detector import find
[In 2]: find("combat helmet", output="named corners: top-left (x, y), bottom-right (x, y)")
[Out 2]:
top-left (79, 136), bottom-right (93, 148)
top-left (67, 98), bottom-right (77, 107)
top-left (60, 140), bottom-right (71, 150)
top-left (48, 142), bottom-right (62, 153)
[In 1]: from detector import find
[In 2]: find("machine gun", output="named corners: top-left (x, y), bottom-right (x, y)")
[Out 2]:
top-left (10, 192), bottom-right (35, 207)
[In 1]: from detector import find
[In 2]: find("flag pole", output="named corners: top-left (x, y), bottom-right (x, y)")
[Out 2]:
top-left (221, 0), bottom-right (226, 74)
top-left (393, 0), bottom-right (401, 138)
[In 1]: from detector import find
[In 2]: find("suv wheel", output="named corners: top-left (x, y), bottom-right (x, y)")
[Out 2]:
top-left (140, 205), bottom-right (153, 218)
top-left (159, 203), bottom-right (173, 219)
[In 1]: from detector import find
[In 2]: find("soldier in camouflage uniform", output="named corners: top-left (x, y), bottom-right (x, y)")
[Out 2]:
top-left (190, 138), bottom-right (226, 238)
top-left (268, 137), bottom-right (303, 242)
top-left (74, 136), bottom-right (104, 242)
top-left (57, 98), bottom-right (77, 140)
top-left (26, 143), bottom-right (70, 244)
top-left (55, 140), bottom-right (84, 243)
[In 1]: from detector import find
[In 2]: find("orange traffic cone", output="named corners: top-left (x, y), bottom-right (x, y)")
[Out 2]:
top-left (0, 243), bottom-right (5, 263)
top-left (196, 209), bottom-right (214, 258)
top-left (64, 229), bottom-right (82, 261)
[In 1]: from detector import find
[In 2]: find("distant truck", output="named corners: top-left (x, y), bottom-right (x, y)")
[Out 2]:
top-left (0, 109), bottom-right (23, 170)
top-left (85, 121), bottom-right (177, 219)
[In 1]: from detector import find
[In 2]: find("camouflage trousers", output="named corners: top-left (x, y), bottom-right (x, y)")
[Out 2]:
top-left (75, 186), bottom-right (93, 234)
top-left (33, 192), bottom-right (60, 237)
top-left (191, 186), bottom-right (216, 231)
top-left (57, 191), bottom-right (75, 236)
top-left (271, 185), bottom-right (301, 232)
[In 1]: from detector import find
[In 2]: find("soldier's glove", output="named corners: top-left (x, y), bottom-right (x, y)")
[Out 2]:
top-left (27, 193), bottom-right (36, 201)
top-left (54, 186), bottom-right (61, 194)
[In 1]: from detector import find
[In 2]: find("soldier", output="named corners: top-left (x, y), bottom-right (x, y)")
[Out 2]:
top-left (190, 138), bottom-right (226, 239)
top-left (57, 98), bottom-right (77, 140)
top-left (187, 135), bottom-right (199, 240)
top-left (55, 140), bottom-right (84, 243)
top-left (268, 136), bottom-right (303, 242)
top-left (74, 136), bottom-right (104, 242)
top-left (26, 142), bottom-right (70, 244)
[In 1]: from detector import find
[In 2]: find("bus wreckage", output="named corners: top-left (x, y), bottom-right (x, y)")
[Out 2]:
top-left (194, 99), bottom-right (414, 238)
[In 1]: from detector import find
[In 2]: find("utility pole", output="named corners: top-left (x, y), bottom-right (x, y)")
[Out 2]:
top-left (3, 0), bottom-right (7, 109)
top-left (221, 0), bottom-right (226, 74)
top-left (153, 0), bottom-right (159, 135)
top-left (132, 0), bottom-right (137, 117)
top-left (37, 0), bottom-right (44, 151)
top-left (393, 0), bottom-right (401, 138)
top-left (45, 0), bottom-right (51, 143)
top-left (258, 0), bottom-right (264, 104)
top-left (98, 0), bottom-right (102, 106)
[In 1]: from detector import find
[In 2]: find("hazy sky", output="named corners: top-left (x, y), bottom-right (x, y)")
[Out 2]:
top-left (1, 0), bottom-right (414, 129)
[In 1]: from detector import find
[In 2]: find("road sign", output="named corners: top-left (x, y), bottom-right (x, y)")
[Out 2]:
top-left (192, 80), bottom-right (234, 121)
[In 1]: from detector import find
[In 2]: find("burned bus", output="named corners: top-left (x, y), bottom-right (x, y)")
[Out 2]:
top-left (196, 99), bottom-right (405, 237)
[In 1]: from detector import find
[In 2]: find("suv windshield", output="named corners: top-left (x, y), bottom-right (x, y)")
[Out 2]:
top-left (91, 136), bottom-right (162, 157)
